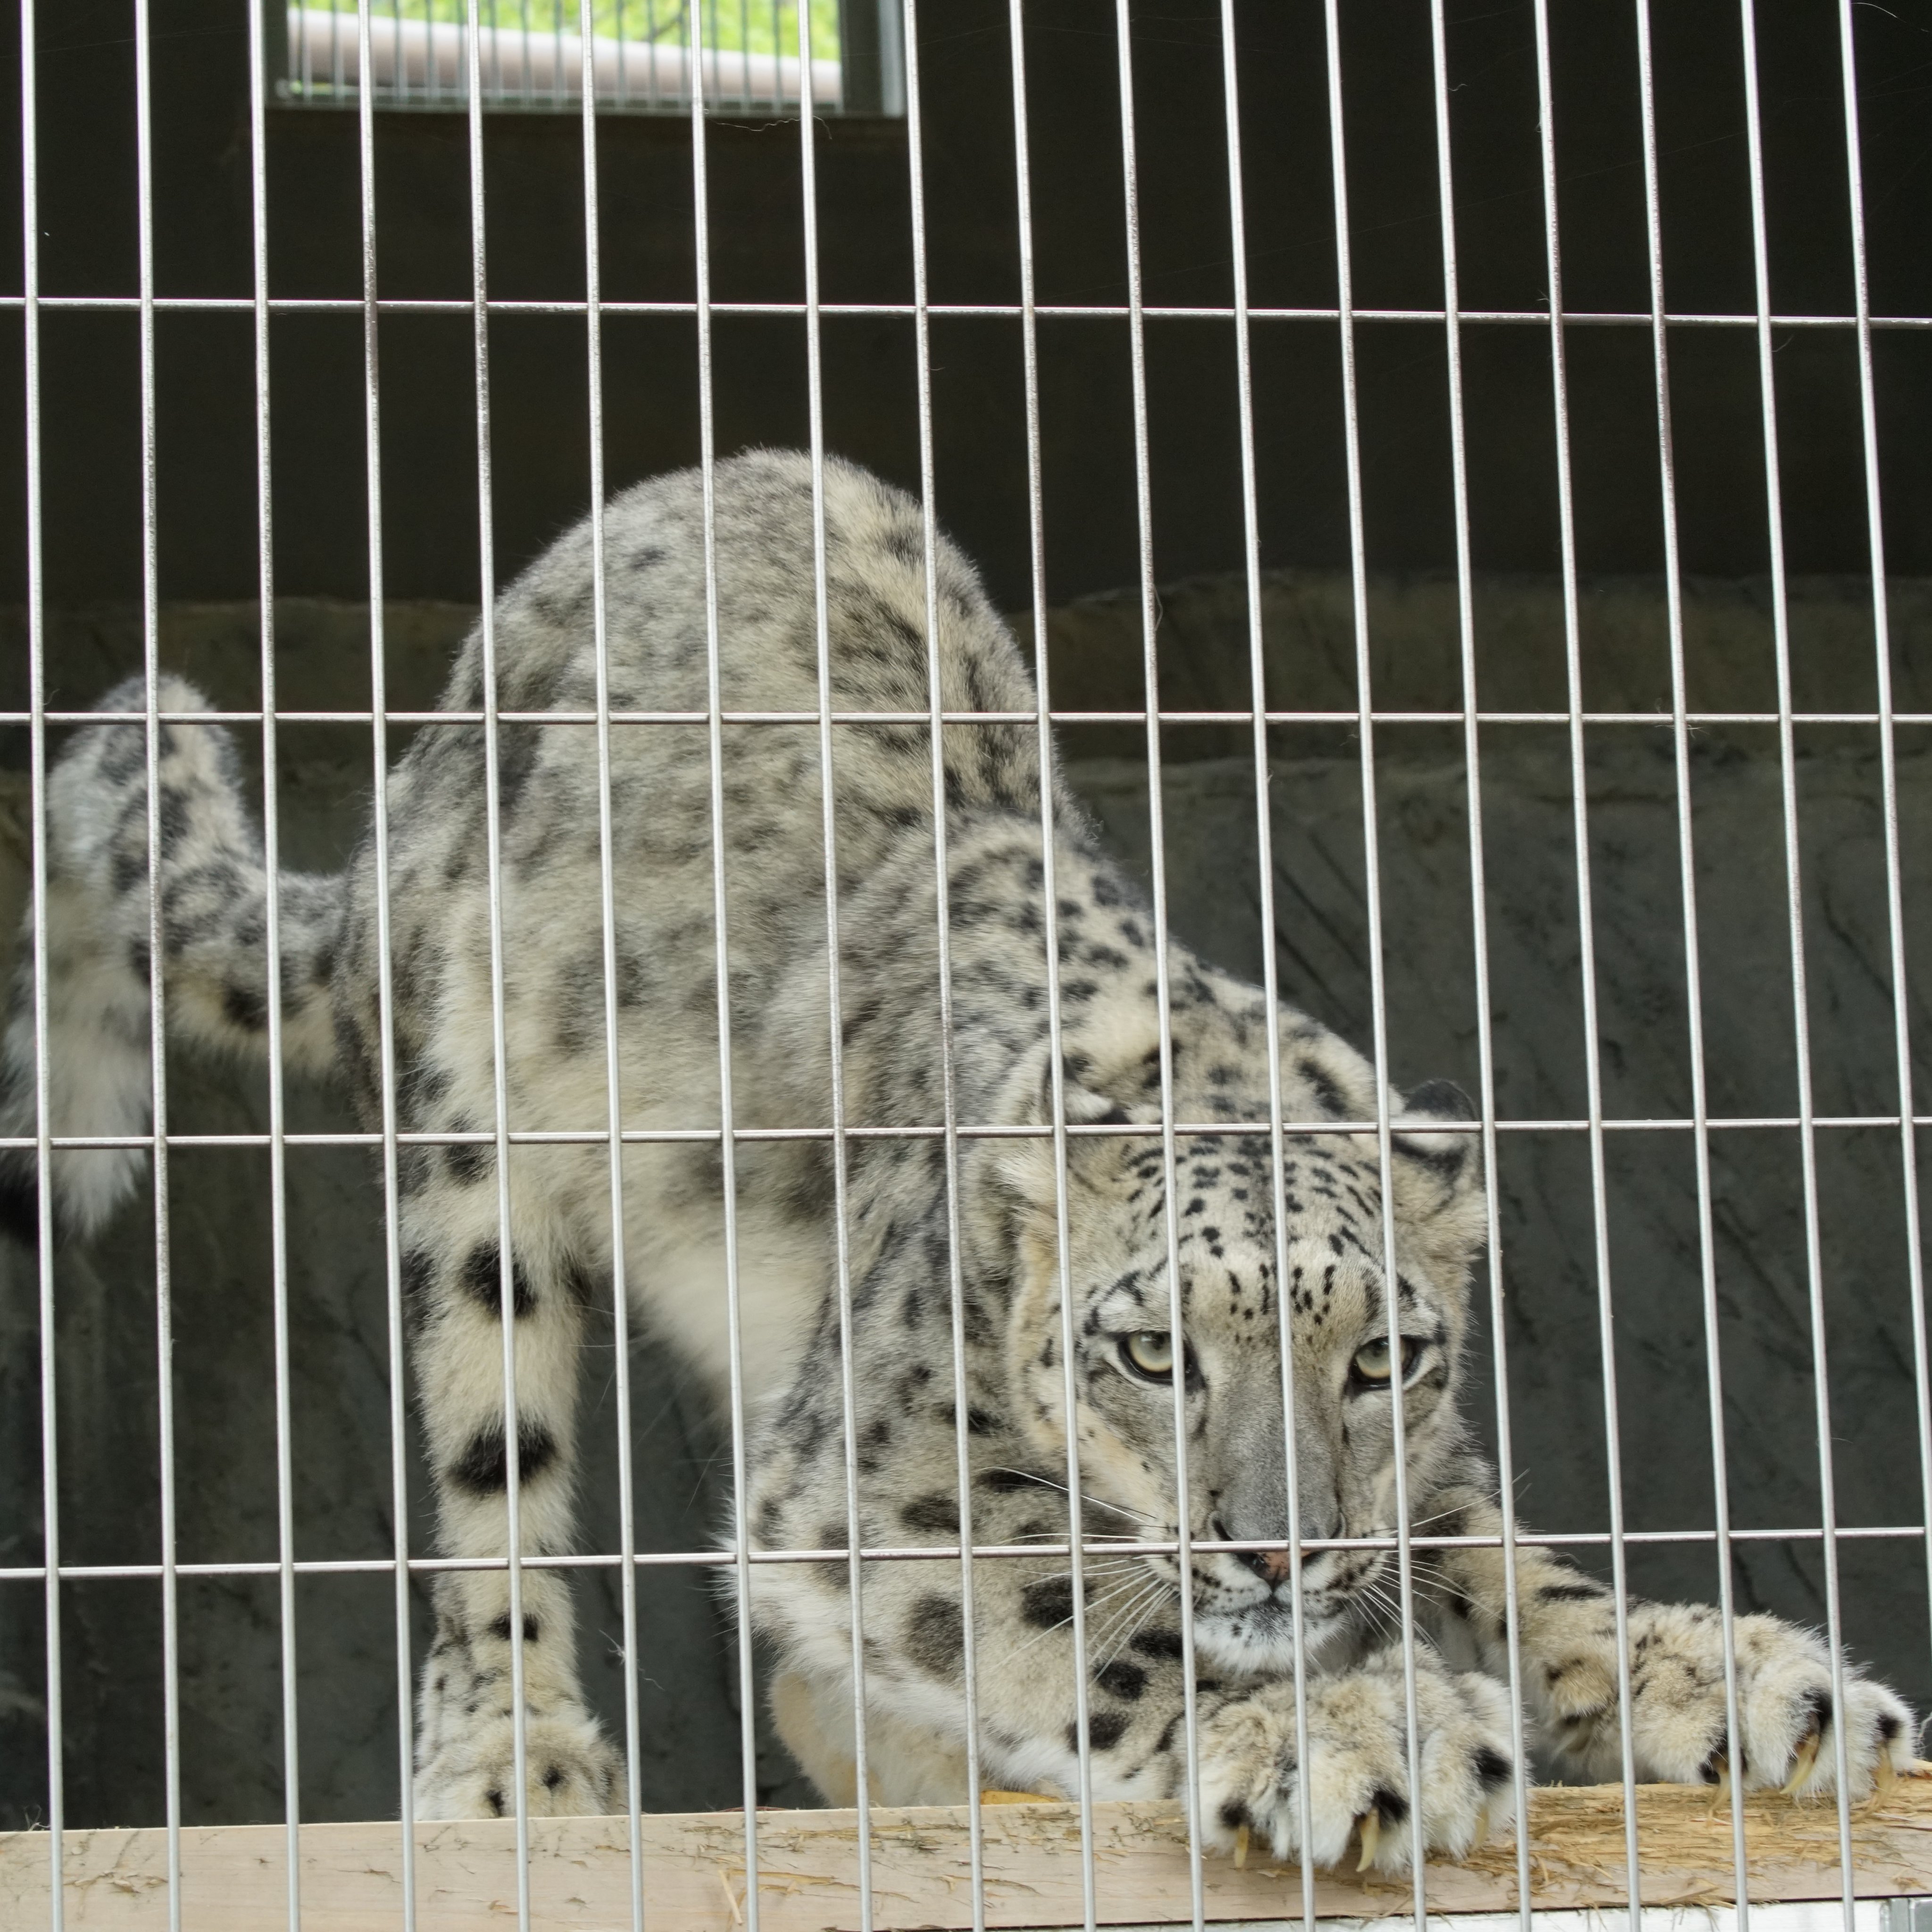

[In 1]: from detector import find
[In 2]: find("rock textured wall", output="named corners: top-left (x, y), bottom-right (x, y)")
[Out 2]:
top-left (2, 571), bottom-right (1928, 1828)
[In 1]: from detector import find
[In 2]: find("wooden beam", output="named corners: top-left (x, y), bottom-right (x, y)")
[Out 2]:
top-left (5, 1783), bottom-right (1931, 1930)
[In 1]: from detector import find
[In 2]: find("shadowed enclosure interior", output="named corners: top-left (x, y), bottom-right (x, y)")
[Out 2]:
top-left (0, 0), bottom-right (1931, 1919)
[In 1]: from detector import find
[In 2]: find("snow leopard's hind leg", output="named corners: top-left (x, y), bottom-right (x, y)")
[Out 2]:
top-left (403, 1174), bottom-right (623, 1818)
top-left (0, 676), bottom-right (346, 1243)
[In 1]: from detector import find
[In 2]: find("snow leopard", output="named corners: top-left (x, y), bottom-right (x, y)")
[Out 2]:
top-left (2, 449), bottom-right (1911, 1867)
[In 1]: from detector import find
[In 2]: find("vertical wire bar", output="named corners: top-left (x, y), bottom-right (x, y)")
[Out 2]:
top-left (1003, 9), bottom-right (1100, 1926)
top-left (1317, 4), bottom-right (1429, 1909)
top-left (1835, 0), bottom-right (1932, 1700)
top-left (133, 1), bottom-right (186, 1921)
top-left (1214, 5), bottom-right (1316, 1917)
top-left (685, 24), bottom-right (766, 1915)
top-left (20, 0), bottom-right (63, 1921)
top-left (463, 9), bottom-right (537, 1927)
top-left (243, 3), bottom-right (306, 1920)
top-left (794, 7), bottom-right (876, 1916)
top-left (1108, 8), bottom-right (1205, 1926)
top-left (576, 13), bottom-right (648, 1927)
top-left (1527, 9), bottom-right (1645, 1922)
top-left (1423, 10), bottom-right (1533, 1920)
top-left (354, 3), bottom-right (421, 1921)
top-left (1632, 1), bottom-right (1751, 1915)
top-left (1735, 5), bottom-right (1858, 1914)
top-left (894, 5), bottom-right (988, 1915)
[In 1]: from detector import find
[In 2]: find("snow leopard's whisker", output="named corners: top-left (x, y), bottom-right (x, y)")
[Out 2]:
top-left (1083, 1583), bottom-right (1174, 1670)
top-left (982, 1470), bottom-right (1162, 1532)
top-left (1003, 1572), bottom-right (1168, 1665)
top-left (1094, 1583), bottom-right (1176, 1672)
top-left (1001, 1528), bottom-right (1145, 1549)
top-left (1405, 1502), bottom-right (1476, 1535)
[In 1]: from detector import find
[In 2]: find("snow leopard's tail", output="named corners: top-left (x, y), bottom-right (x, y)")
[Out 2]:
top-left (0, 677), bottom-right (349, 1245)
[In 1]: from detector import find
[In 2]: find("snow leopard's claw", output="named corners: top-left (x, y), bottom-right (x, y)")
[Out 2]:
top-left (1782, 1723), bottom-right (1822, 1796)
top-left (1355, 1810), bottom-right (1380, 1873)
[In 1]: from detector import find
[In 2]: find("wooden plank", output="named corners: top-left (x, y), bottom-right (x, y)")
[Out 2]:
top-left (4, 1784), bottom-right (1931, 1931)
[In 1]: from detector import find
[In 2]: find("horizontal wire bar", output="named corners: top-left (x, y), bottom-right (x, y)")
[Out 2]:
top-left (2, 1521), bottom-right (1921, 1585)
top-left (17, 1112), bottom-right (1932, 1154)
top-left (4, 293), bottom-right (1931, 329)
top-left (19, 708), bottom-right (1932, 730)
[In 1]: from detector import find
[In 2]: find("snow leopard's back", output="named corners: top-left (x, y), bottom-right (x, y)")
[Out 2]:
top-left (328, 448), bottom-right (1058, 1155)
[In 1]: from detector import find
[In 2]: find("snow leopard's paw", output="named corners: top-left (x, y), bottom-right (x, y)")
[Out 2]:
top-left (1199, 1652), bottom-right (1516, 1874)
top-left (414, 1708), bottom-right (625, 1819)
top-left (1606, 1603), bottom-right (1915, 1799)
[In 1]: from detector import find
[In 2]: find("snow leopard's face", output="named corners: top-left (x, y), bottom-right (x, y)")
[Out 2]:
top-left (1001, 1066), bottom-right (1486, 1679)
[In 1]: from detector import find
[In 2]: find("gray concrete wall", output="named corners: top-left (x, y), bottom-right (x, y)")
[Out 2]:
top-left (2, 569), bottom-right (1928, 1828)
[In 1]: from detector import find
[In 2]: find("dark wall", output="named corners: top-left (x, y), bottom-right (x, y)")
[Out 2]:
top-left (0, 0), bottom-right (1928, 624)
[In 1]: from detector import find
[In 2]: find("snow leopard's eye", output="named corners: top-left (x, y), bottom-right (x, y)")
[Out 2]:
top-left (1121, 1330), bottom-right (1175, 1379)
top-left (1351, 1336), bottom-right (1423, 1386)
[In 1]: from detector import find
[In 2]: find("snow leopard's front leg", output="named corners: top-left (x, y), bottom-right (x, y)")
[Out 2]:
top-left (1424, 1491), bottom-right (1915, 1797)
top-left (406, 1190), bottom-right (622, 1818)
top-left (754, 1474), bottom-right (1514, 1869)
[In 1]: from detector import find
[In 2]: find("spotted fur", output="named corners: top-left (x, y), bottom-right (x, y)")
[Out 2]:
top-left (2, 451), bottom-right (1910, 1857)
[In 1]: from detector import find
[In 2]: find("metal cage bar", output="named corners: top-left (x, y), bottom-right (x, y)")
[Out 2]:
top-left (1424, 6), bottom-right (1534, 1923)
top-left (1318, 0), bottom-right (1432, 1909)
top-left (1833, 0), bottom-right (1932, 1715)
top-left (684, 8), bottom-right (770, 1912)
top-left (1736, 0), bottom-right (1860, 1917)
top-left (896, 10), bottom-right (992, 1931)
top-left (132, 4), bottom-right (188, 1925)
top-left (461, 8), bottom-right (541, 1928)
top-left (20, 0), bottom-right (61, 1925)
top-left (1217, 5), bottom-right (1319, 1925)
top-left (1528, 6), bottom-right (1646, 1921)
top-left (353, 0), bottom-right (423, 1918)
top-left (575, 9), bottom-right (649, 1926)
top-left (1112, 7), bottom-right (1211, 1924)
top-left (1632, 0), bottom-right (1753, 1917)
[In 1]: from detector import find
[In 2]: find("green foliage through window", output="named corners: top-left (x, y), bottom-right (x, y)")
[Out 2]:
top-left (294, 1), bottom-right (842, 62)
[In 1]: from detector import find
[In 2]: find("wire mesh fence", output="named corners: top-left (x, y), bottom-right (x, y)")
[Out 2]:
top-left (2, 3), bottom-right (1930, 1932)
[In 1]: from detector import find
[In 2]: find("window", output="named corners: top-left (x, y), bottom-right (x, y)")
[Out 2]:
top-left (273, 0), bottom-right (903, 116)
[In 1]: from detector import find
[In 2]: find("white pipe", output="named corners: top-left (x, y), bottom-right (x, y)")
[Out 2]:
top-left (285, 7), bottom-right (842, 106)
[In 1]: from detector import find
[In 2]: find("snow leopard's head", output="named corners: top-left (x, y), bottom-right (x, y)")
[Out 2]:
top-left (991, 978), bottom-right (1487, 1677)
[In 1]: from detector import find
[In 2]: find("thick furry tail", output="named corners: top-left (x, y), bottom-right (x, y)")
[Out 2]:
top-left (0, 677), bottom-right (348, 1244)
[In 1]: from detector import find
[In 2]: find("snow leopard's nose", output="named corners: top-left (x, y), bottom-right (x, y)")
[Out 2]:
top-left (1211, 1512), bottom-right (1297, 1586)
top-left (1242, 1546), bottom-right (1294, 1586)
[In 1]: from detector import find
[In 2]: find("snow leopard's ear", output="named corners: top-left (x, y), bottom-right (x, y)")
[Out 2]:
top-left (1386, 1078), bottom-right (1486, 1281)
top-left (989, 1036), bottom-right (1160, 1211)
